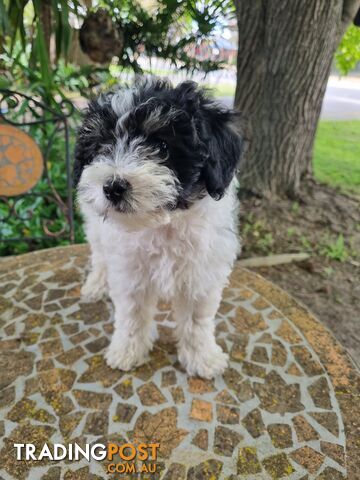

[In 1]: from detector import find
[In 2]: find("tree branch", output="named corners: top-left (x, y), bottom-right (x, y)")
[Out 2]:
top-left (237, 254), bottom-right (310, 268)
top-left (342, 0), bottom-right (360, 27)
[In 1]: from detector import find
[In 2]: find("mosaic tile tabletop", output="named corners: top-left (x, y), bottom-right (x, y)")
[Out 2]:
top-left (0, 245), bottom-right (359, 480)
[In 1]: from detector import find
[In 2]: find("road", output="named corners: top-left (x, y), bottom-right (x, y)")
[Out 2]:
top-left (321, 78), bottom-right (360, 120)
top-left (219, 76), bottom-right (360, 120)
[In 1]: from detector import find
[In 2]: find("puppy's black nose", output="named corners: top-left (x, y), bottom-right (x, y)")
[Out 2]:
top-left (103, 178), bottom-right (130, 204)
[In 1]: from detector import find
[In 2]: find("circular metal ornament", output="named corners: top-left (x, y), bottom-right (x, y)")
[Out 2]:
top-left (0, 124), bottom-right (43, 196)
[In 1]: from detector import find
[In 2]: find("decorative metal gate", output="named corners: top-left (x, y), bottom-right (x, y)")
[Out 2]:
top-left (0, 90), bottom-right (75, 253)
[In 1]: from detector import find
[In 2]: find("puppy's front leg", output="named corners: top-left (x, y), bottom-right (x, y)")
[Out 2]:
top-left (105, 283), bottom-right (157, 372)
top-left (81, 218), bottom-right (107, 301)
top-left (174, 287), bottom-right (228, 379)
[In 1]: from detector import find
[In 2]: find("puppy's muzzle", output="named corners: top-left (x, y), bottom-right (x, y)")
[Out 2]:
top-left (103, 178), bottom-right (131, 206)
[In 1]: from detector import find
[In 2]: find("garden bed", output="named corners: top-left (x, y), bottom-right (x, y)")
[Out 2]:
top-left (240, 180), bottom-right (360, 366)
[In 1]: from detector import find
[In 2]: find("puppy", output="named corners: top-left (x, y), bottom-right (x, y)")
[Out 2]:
top-left (74, 77), bottom-right (244, 379)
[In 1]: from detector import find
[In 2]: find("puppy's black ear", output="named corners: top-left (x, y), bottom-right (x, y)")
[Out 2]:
top-left (200, 104), bottom-right (243, 200)
top-left (73, 96), bottom-right (117, 187)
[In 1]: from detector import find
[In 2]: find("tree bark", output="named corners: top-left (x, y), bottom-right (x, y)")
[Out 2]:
top-left (234, 0), bottom-right (360, 197)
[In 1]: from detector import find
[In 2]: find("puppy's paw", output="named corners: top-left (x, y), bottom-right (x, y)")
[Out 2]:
top-left (81, 269), bottom-right (107, 302)
top-left (105, 337), bottom-right (150, 371)
top-left (178, 342), bottom-right (229, 379)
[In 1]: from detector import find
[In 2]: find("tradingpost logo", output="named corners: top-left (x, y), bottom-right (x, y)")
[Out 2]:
top-left (14, 442), bottom-right (161, 474)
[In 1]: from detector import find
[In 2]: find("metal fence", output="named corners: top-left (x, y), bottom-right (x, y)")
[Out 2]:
top-left (0, 90), bottom-right (75, 251)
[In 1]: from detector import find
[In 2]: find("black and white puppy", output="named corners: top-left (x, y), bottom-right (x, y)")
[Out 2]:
top-left (74, 77), bottom-right (243, 378)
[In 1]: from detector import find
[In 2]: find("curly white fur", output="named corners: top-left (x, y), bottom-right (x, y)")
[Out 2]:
top-left (80, 180), bottom-right (239, 379)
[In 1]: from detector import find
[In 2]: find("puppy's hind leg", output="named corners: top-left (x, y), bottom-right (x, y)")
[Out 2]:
top-left (174, 287), bottom-right (228, 379)
top-left (81, 219), bottom-right (107, 302)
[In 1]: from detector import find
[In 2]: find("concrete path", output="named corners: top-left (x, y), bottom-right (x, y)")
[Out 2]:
top-left (0, 245), bottom-right (359, 479)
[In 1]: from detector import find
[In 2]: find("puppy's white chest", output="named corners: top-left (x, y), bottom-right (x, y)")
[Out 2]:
top-left (144, 224), bottom-right (198, 297)
top-left (98, 187), bottom-right (239, 301)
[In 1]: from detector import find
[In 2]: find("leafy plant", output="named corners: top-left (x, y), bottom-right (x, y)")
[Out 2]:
top-left (1, 0), bottom-right (234, 104)
top-left (100, 0), bottom-right (234, 74)
top-left (257, 232), bottom-right (274, 254)
top-left (300, 235), bottom-right (312, 252)
top-left (320, 234), bottom-right (348, 262)
top-left (287, 227), bottom-right (296, 237)
top-left (241, 215), bottom-right (276, 255)
top-left (291, 201), bottom-right (300, 214)
top-left (335, 24), bottom-right (360, 75)
top-left (0, 0), bottom-right (83, 107)
top-left (241, 217), bottom-right (268, 237)
top-left (0, 118), bottom-right (85, 256)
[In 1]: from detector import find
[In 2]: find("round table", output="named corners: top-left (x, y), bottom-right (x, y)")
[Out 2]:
top-left (0, 245), bottom-right (359, 479)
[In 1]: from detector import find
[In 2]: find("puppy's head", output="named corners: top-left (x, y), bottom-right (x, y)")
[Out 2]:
top-left (74, 77), bottom-right (243, 229)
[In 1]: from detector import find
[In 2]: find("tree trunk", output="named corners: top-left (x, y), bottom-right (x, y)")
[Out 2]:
top-left (234, 0), bottom-right (360, 197)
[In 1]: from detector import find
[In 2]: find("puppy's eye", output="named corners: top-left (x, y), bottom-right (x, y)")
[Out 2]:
top-left (157, 140), bottom-right (168, 158)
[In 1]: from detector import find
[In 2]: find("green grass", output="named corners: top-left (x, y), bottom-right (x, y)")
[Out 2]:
top-left (320, 234), bottom-right (349, 262)
top-left (313, 120), bottom-right (360, 194)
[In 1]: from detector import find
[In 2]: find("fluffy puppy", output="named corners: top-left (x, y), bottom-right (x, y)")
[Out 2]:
top-left (74, 77), bottom-right (244, 378)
